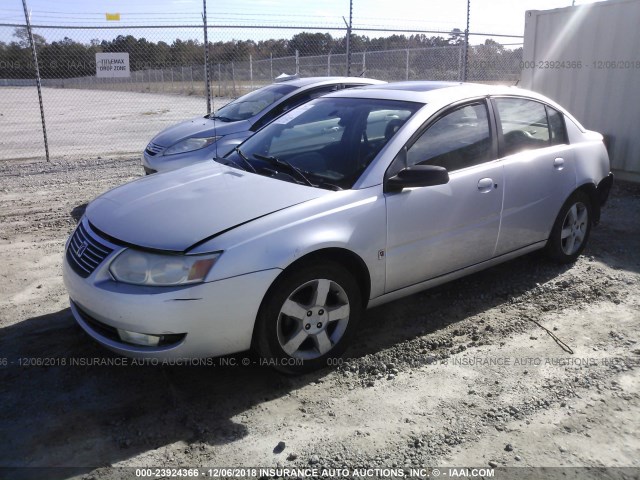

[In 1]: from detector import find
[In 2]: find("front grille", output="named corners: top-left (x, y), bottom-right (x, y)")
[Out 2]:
top-left (66, 222), bottom-right (113, 278)
top-left (144, 142), bottom-right (164, 156)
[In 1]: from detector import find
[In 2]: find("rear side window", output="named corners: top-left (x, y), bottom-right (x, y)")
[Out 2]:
top-left (407, 102), bottom-right (492, 171)
top-left (546, 106), bottom-right (567, 146)
top-left (494, 98), bottom-right (551, 156)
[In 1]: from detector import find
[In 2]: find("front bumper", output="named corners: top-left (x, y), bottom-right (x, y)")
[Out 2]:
top-left (63, 244), bottom-right (281, 360)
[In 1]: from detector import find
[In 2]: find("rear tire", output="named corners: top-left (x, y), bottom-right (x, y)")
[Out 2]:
top-left (254, 261), bottom-right (362, 374)
top-left (545, 191), bottom-right (592, 263)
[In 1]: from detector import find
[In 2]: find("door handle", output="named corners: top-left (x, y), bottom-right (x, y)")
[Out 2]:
top-left (477, 177), bottom-right (495, 193)
top-left (553, 157), bottom-right (565, 170)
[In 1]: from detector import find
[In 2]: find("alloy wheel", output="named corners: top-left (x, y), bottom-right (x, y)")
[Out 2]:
top-left (560, 201), bottom-right (589, 255)
top-left (276, 278), bottom-right (350, 360)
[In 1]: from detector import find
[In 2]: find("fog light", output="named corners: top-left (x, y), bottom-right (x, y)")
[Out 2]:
top-left (117, 329), bottom-right (161, 347)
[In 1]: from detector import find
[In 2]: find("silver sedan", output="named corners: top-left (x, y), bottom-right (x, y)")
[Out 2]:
top-left (64, 81), bottom-right (613, 373)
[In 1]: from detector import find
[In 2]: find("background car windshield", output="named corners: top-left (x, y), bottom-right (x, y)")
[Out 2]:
top-left (227, 97), bottom-right (421, 189)
top-left (213, 84), bottom-right (298, 121)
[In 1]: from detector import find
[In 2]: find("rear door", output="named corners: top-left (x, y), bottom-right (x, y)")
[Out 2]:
top-left (384, 99), bottom-right (504, 292)
top-left (491, 97), bottom-right (576, 255)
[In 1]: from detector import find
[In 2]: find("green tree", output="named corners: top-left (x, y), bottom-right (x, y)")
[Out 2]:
top-left (12, 27), bottom-right (46, 49)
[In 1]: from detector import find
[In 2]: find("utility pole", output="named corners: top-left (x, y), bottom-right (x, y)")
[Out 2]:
top-left (21, 0), bottom-right (49, 162)
top-left (202, 0), bottom-right (212, 114)
top-left (462, 0), bottom-right (470, 81)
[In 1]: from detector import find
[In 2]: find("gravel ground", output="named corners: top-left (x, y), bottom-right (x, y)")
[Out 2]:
top-left (0, 88), bottom-right (228, 161)
top-left (0, 158), bottom-right (639, 480)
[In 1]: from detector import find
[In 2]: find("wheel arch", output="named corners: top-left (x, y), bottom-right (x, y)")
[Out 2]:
top-left (250, 247), bottom-right (372, 348)
top-left (575, 181), bottom-right (600, 224)
top-left (272, 247), bottom-right (371, 308)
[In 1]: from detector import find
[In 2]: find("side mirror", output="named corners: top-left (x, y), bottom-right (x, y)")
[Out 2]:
top-left (385, 165), bottom-right (449, 193)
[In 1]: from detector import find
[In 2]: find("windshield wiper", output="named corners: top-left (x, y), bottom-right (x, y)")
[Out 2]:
top-left (206, 114), bottom-right (234, 122)
top-left (253, 153), bottom-right (314, 187)
top-left (234, 147), bottom-right (257, 173)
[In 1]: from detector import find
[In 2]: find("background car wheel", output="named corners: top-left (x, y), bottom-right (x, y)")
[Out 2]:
top-left (254, 261), bottom-right (362, 374)
top-left (545, 190), bottom-right (592, 264)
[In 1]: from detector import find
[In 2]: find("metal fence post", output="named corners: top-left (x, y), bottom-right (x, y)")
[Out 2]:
top-left (202, 0), bottom-right (212, 114)
top-left (405, 48), bottom-right (410, 80)
top-left (345, 0), bottom-right (353, 76)
top-left (231, 61), bottom-right (236, 96)
top-left (463, 0), bottom-right (470, 81)
top-left (362, 51), bottom-right (366, 75)
top-left (328, 52), bottom-right (331, 76)
top-left (249, 54), bottom-right (253, 90)
top-left (295, 50), bottom-right (299, 75)
top-left (190, 65), bottom-right (194, 93)
top-left (21, 0), bottom-right (50, 161)
top-left (270, 53), bottom-right (273, 79)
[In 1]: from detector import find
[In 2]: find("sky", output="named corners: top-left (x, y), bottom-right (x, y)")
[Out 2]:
top-left (0, 0), bottom-right (606, 45)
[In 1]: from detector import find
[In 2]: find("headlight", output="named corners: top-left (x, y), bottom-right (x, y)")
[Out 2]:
top-left (164, 136), bottom-right (221, 156)
top-left (109, 249), bottom-right (221, 286)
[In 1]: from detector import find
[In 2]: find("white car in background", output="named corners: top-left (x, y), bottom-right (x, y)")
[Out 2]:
top-left (142, 76), bottom-right (384, 174)
top-left (65, 81), bottom-right (613, 373)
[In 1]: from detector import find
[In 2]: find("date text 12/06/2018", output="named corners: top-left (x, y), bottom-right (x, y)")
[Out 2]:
top-left (133, 467), bottom-right (496, 478)
top-left (520, 60), bottom-right (640, 69)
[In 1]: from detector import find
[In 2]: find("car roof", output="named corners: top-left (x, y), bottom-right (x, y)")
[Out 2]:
top-left (325, 81), bottom-right (568, 110)
top-left (322, 80), bottom-right (587, 131)
top-left (362, 80), bottom-right (464, 92)
top-left (277, 76), bottom-right (385, 88)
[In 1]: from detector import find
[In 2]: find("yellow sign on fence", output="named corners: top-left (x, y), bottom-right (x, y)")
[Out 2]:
top-left (105, 13), bottom-right (121, 21)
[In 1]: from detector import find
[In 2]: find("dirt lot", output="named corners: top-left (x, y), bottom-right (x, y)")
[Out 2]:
top-left (0, 157), bottom-right (639, 480)
top-left (0, 88), bottom-right (228, 161)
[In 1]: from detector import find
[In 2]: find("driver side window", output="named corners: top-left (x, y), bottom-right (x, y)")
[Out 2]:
top-left (406, 102), bottom-right (492, 172)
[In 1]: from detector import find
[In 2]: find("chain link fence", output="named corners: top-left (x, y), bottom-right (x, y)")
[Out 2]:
top-left (0, 21), bottom-right (522, 162)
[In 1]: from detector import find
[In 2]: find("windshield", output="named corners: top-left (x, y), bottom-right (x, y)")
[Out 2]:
top-left (210, 83), bottom-right (298, 122)
top-left (217, 97), bottom-right (422, 190)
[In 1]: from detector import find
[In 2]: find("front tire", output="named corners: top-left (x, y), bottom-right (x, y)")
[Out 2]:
top-left (254, 261), bottom-right (362, 374)
top-left (545, 190), bottom-right (592, 263)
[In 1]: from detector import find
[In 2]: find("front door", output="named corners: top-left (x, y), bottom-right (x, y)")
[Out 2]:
top-left (385, 100), bottom-right (504, 293)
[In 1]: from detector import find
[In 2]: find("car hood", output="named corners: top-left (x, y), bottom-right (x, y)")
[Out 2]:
top-left (86, 162), bottom-right (329, 252)
top-left (151, 117), bottom-right (252, 147)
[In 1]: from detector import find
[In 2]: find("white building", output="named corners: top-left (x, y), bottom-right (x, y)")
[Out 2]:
top-left (521, 0), bottom-right (640, 182)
